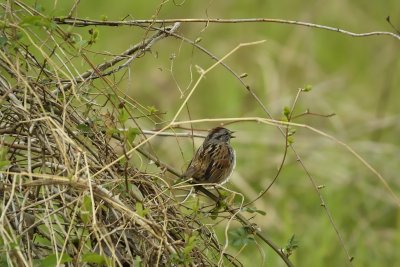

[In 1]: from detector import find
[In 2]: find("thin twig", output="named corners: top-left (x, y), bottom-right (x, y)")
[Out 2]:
top-left (53, 17), bottom-right (400, 41)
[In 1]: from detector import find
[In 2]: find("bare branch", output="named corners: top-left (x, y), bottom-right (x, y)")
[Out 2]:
top-left (54, 17), bottom-right (400, 40)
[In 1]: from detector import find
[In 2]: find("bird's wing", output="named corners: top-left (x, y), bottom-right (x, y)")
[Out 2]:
top-left (184, 143), bottom-right (231, 184)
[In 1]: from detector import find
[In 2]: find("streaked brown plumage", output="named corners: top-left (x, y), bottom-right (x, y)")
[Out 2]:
top-left (184, 127), bottom-right (236, 185)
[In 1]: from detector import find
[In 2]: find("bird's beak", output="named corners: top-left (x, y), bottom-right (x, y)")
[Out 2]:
top-left (230, 131), bottom-right (236, 138)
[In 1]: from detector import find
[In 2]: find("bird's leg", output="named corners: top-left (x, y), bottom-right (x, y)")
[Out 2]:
top-left (214, 186), bottom-right (222, 200)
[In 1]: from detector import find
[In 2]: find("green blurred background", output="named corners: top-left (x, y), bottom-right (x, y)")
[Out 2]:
top-left (29, 0), bottom-right (400, 266)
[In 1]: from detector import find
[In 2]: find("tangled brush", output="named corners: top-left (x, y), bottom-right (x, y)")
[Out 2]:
top-left (0, 2), bottom-right (241, 266)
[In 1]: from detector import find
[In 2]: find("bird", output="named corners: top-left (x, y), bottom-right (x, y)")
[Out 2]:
top-left (184, 127), bottom-right (236, 185)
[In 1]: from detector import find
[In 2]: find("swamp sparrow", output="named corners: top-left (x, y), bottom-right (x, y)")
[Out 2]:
top-left (184, 127), bottom-right (236, 185)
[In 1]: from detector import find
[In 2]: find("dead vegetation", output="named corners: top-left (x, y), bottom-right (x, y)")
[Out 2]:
top-left (0, 2), bottom-right (244, 266)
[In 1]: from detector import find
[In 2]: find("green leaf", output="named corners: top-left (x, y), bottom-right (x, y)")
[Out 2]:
top-left (39, 253), bottom-right (72, 267)
top-left (228, 227), bottom-right (255, 247)
top-left (125, 127), bottom-right (140, 144)
top-left (288, 128), bottom-right (296, 136)
top-left (147, 105), bottom-right (158, 115)
top-left (19, 15), bottom-right (56, 30)
top-left (80, 195), bottom-right (93, 224)
top-left (283, 106), bottom-right (291, 119)
top-left (32, 235), bottom-right (51, 246)
top-left (135, 255), bottom-right (142, 267)
top-left (118, 109), bottom-right (129, 124)
top-left (135, 202), bottom-right (148, 217)
top-left (136, 202), bottom-right (143, 216)
top-left (77, 123), bottom-right (91, 133)
top-left (183, 233), bottom-right (198, 255)
top-left (242, 207), bottom-right (266, 216)
top-left (82, 253), bottom-right (106, 264)
top-left (105, 127), bottom-right (120, 137)
top-left (302, 84), bottom-right (313, 92)
top-left (127, 183), bottom-right (144, 201)
top-left (88, 28), bottom-right (99, 45)
top-left (283, 234), bottom-right (299, 257)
